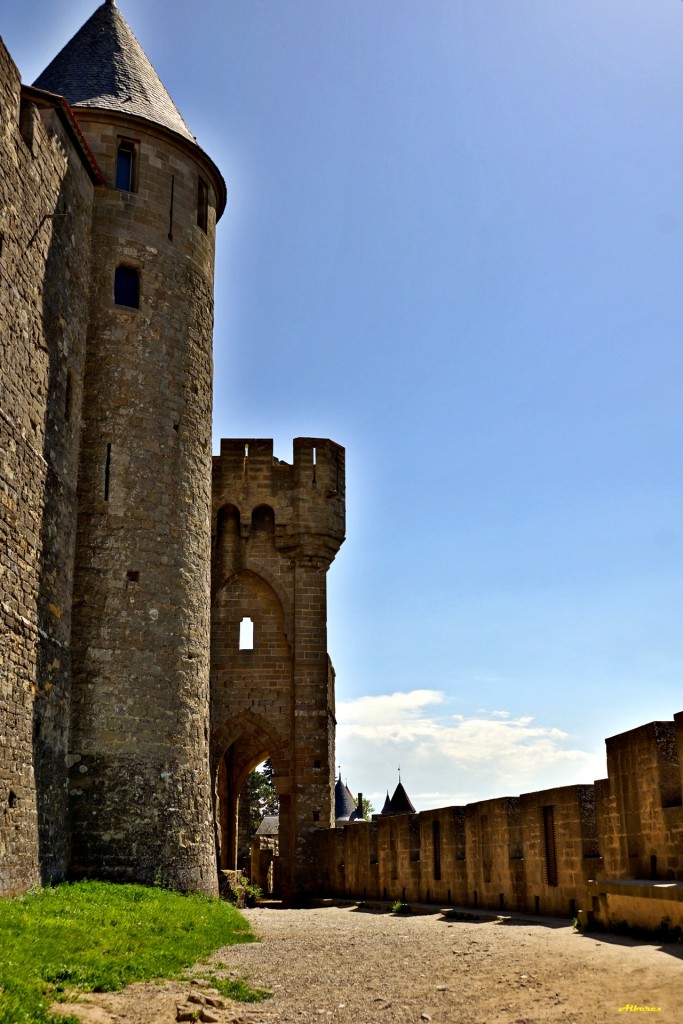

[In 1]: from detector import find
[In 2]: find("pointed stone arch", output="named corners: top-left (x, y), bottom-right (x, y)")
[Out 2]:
top-left (211, 710), bottom-right (289, 876)
top-left (213, 565), bottom-right (293, 645)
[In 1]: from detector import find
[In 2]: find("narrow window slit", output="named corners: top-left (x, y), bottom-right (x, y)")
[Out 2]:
top-left (168, 174), bottom-right (175, 241)
top-left (542, 805), bottom-right (558, 887)
top-left (239, 616), bottom-right (254, 650)
top-left (115, 140), bottom-right (137, 192)
top-left (64, 370), bottom-right (73, 422)
top-left (104, 443), bottom-right (111, 501)
top-left (197, 177), bottom-right (209, 233)
top-left (432, 819), bottom-right (441, 880)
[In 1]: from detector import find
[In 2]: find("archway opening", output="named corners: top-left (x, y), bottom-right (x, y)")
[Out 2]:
top-left (213, 727), bottom-right (286, 895)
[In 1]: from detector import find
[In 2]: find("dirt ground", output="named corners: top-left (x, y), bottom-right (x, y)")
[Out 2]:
top-left (58, 903), bottom-right (683, 1024)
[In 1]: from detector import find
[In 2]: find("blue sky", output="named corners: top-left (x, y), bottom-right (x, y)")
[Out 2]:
top-left (6, 0), bottom-right (683, 810)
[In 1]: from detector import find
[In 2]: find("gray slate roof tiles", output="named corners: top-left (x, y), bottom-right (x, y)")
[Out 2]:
top-left (255, 815), bottom-right (279, 837)
top-left (385, 781), bottom-right (416, 816)
top-left (335, 775), bottom-right (357, 821)
top-left (33, 0), bottom-right (195, 142)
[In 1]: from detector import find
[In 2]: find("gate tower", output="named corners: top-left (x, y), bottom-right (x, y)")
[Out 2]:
top-left (211, 438), bottom-right (345, 897)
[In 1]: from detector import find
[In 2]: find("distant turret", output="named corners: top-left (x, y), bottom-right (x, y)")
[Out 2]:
top-left (383, 781), bottom-right (416, 816)
top-left (335, 775), bottom-right (357, 822)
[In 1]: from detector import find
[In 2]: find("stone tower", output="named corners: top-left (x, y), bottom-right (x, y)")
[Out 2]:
top-left (211, 438), bottom-right (345, 897)
top-left (33, 0), bottom-right (225, 892)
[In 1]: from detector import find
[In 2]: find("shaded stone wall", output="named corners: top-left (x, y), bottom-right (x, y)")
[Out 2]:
top-left (598, 718), bottom-right (683, 881)
top-left (308, 711), bottom-right (683, 931)
top-left (67, 112), bottom-right (222, 893)
top-left (211, 437), bottom-right (345, 896)
top-left (0, 41), bottom-right (94, 896)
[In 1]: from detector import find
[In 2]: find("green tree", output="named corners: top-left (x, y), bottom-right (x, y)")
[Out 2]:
top-left (245, 759), bottom-right (279, 835)
top-left (361, 797), bottom-right (375, 821)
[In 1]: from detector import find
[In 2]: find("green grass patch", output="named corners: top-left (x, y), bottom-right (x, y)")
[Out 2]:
top-left (391, 900), bottom-right (411, 914)
top-left (195, 971), bottom-right (270, 1003)
top-left (0, 881), bottom-right (256, 1024)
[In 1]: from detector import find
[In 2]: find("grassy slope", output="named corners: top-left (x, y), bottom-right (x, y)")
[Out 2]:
top-left (0, 881), bottom-right (256, 1024)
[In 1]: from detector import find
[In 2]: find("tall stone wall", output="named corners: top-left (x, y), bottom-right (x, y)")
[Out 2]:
top-left (308, 711), bottom-right (683, 932)
top-left (67, 112), bottom-right (222, 893)
top-left (0, 41), bottom-right (94, 896)
top-left (211, 437), bottom-right (345, 896)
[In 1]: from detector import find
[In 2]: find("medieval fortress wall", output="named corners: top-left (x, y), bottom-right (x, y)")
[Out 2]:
top-left (0, 3), bottom-right (343, 899)
top-left (0, 39), bottom-right (95, 894)
top-left (0, 5), bottom-right (682, 932)
top-left (309, 711), bottom-right (683, 929)
top-left (0, 9), bottom-right (225, 894)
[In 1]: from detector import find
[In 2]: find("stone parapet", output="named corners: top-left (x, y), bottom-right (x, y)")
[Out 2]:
top-left (307, 709), bottom-right (683, 935)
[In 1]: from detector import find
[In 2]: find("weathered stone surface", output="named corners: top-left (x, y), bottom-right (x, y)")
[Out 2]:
top-left (0, 4), bottom-right (224, 896)
top-left (211, 437), bottom-right (345, 897)
top-left (307, 710), bottom-right (683, 932)
top-left (67, 109), bottom-right (222, 894)
top-left (0, 38), bottom-right (94, 895)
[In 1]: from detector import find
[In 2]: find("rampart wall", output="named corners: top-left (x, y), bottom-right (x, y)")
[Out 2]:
top-left (0, 39), bottom-right (95, 895)
top-left (308, 711), bottom-right (683, 931)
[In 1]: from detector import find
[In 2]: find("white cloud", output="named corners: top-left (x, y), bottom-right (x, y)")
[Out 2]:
top-left (337, 690), bottom-right (606, 811)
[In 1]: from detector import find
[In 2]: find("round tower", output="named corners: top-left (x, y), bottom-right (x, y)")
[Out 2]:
top-left (34, 0), bottom-right (225, 892)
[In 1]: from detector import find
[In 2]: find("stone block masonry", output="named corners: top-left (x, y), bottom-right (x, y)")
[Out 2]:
top-left (1, 0), bottom-right (227, 897)
top-left (211, 438), bottom-right (345, 897)
top-left (67, 109), bottom-right (223, 895)
top-left (0, 38), bottom-right (96, 894)
top-left (307, 709), bottom-right (683, 934)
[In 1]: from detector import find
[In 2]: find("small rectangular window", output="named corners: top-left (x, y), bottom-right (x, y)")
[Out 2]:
top-left (116, 140), bottom-right (137, 192)
top-left (239, 616), bottom-right (254, 650)
top-left (114, 265), bottom-right (140, 308)
top-left (197, 177), bottom-right (209, 233)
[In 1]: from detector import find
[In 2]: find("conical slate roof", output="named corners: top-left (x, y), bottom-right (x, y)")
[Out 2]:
top-left (381, 791), bottom-right (391, 815)
top-left (334, 774), bottom-right (356, 821)
top-left (33, 0), bottom-right (194, 142)
top-left (386, 781), bottom-right (416, 816)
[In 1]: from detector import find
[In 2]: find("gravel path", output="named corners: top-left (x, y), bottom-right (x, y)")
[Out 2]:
top-left (60, 903), bottom-right (683, 1024)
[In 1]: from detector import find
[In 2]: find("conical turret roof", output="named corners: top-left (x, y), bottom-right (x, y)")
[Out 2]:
top-left (334, 774), bottom-right (356, 821)
top-left (386, 781), bottom-right (416, 816)
top-left (33, 0), bottom-right (194, 142)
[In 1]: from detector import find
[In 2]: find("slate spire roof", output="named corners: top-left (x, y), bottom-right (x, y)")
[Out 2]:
top-left (33, 0), bottom-right (195, 142)
top-left (384, 781), bottom-right (416, 816)
top-left (334, 773), bottom-right (357, 821)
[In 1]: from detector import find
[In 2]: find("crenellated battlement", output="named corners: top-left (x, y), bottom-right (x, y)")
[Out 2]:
top-left (213, 437), bottom-right (345, 564)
